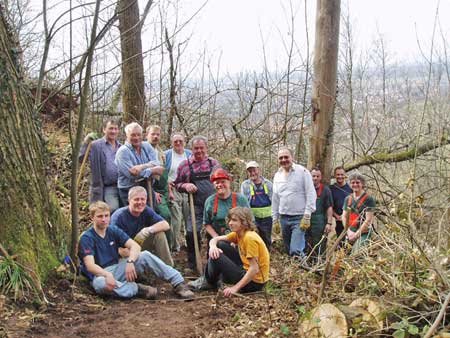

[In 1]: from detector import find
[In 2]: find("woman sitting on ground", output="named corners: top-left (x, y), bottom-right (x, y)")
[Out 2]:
top-left (342, 172), bottom-right (376, 253)
top-left (194, 207), bottom-right (270, 296)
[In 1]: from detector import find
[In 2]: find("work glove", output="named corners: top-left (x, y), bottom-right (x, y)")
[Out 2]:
top-left (273, 220), bottom-right (281, 234)
top-left (299, 215), bottom-right (311, 231)
top-left (134, 227), bottom-right (153, 245)
top-left (83, 132), bottom-right (99, 143)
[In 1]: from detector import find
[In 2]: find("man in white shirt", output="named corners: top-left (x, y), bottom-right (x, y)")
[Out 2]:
top-left (164, 133), bottom-right (192, 252)
top-left (272, 147), bottom-right (316, 257)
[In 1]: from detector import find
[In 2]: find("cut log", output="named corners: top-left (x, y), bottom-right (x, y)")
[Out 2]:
top-left (337, 305), bottom-right (380, 335)
top-left (349, 298), bottom-right (384, 330)
top-left (301, 303), bottom-right (348, 338)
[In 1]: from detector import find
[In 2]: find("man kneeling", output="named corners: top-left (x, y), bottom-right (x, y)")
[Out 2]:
top-left (79, 201), bottom-right (194, 299)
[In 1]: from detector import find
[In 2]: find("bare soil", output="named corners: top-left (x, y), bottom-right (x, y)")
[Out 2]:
top-left (1, 250), bottom-right (229, 338)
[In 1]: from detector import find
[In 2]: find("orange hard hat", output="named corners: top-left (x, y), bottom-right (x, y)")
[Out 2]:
top-left (210, 168), bottom-right (232, 182)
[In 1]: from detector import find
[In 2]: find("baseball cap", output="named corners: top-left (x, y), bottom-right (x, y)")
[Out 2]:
top-left (246, 161), bottom-right (260, 169)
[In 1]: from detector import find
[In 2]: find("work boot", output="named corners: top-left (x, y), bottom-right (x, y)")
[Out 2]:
top-left (187, 276), bottom-right (216, 291)
top-left (137, 283), bottom-right (158, 300)
top-left (173, 282), bottom-right (195, 299)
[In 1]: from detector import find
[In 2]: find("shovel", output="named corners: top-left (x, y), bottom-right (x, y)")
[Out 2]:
top-left (189, 193), bottom-right (202, 275)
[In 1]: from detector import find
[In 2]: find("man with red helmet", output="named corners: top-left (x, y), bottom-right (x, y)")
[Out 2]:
top-left (203, 168), bottom-right (250, 238)
top-left (188, 168), bottom-right (250, 291)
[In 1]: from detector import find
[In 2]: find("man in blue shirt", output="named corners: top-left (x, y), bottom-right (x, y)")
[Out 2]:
top-left (78, 201), bottom-right (194, 299)
top-left (115, 122), bottom-right (165, 205)
top-left (79, 119), bottom-right (121, 212)
top-left (330, 166), bottom-right (352, 238)
top-left (111, 186), bottom-right (174, 266)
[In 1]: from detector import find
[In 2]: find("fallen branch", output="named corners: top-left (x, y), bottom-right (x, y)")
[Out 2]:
top-left (344, 135), bottom-right (450, 171)
top-left (424, 292), bottom-right (450, 338)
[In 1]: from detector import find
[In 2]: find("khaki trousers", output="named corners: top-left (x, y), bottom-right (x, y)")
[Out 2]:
top-left (140, 231), bottom-right (174, 266)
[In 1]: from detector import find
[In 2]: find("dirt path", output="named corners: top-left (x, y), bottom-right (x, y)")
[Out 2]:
top-left (3, 280), bottom-right (224, 338)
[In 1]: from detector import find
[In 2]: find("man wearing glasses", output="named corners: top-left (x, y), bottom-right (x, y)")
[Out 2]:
top-left (272, 147), bottom-right (316, 259)
top-left (165, 133), bottom-right (192, 252)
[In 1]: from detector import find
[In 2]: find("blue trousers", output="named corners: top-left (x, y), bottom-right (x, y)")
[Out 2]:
top-left (280, 214), bottom-right (306, 257)
top-left (91, 250), bottom-right (184, 298)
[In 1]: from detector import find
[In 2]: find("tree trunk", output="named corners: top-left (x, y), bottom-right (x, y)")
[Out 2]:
top-left (118, 0), bottom-right (145, 123)
top-left (309, 0), bottom-right (341, 182)
top-left (0, 10), bottom-right (68, 278)
top-left (165, 27), bottom-right (177, 141)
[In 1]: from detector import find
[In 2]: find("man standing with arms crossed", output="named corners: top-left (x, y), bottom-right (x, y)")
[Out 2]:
top-left (272, 148), bottom-right (316, 258)
top-left (115, 122), bottom-right (164, 206)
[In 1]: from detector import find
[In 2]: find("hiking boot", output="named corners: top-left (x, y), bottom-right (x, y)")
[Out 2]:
top-left (137, 283), bottom-right (158, 300)
top-left (173, 283), bottom-right (195, 299)
top-left (187, 276), bottom-right (216, 291)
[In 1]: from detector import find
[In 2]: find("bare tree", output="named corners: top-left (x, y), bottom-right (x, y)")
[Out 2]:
top-left (118, 0), bottom-right (146, 123)
top-left (309, 0), bottom-right (341, 182)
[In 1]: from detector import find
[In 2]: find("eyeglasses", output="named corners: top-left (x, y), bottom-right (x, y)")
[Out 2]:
top-left (173, 140), bottom-right (183, 144)
top-left (278, 156), bottom-right (290, 160)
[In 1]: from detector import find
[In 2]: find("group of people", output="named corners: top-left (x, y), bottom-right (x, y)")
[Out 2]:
top-left (77, 119), bottom-right (376, 300)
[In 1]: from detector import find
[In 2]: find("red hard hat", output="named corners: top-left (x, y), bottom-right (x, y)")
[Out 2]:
top-left (210, 168), bottom-right (232, 182)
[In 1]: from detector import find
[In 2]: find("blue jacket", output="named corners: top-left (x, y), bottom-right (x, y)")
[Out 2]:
top-left (164, 148), bottom-right (192, 171)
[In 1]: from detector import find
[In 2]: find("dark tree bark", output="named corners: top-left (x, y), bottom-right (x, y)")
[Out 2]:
top-left (0, 9), bottom-right (68, 277)
top-left (118, 0), bottom-right (145, 123)
top-left (309, 0), bottom-right (341, 182)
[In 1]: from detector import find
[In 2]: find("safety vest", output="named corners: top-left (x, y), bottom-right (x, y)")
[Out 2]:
top-left (249, 182), bottom-right (272, 219)
top-left (346, 192), bottom-right (369, 231)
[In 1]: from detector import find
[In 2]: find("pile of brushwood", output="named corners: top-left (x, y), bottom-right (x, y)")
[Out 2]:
top-left (205, 221), bottom-right (449, 337)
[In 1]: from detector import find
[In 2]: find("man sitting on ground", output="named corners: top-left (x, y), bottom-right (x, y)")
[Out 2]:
top-left (110, 186), bottom-right (174, 266)
top-left (78, 201), bottom-right (194, 299)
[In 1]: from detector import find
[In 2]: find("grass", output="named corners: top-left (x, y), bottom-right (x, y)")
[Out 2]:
top-left (0, 256), bottom-right (39, 302)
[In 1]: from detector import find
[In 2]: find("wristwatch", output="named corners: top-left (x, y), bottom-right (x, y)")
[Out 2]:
top-left (126, 259), bottom-right (135, 264)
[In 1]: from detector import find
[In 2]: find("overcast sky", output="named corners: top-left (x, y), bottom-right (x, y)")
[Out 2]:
top-left (180, 0), bottom-right (450, 74)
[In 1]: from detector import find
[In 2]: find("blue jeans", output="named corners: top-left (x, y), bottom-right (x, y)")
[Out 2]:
top-left (91, 250), bottom-right (184, 298)
top-left (104, 186), bottom-right (120, 213)
top-left (280, 214), bottom-right (306, 257)
top-left (255, 217), bottom-right (272, 249)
